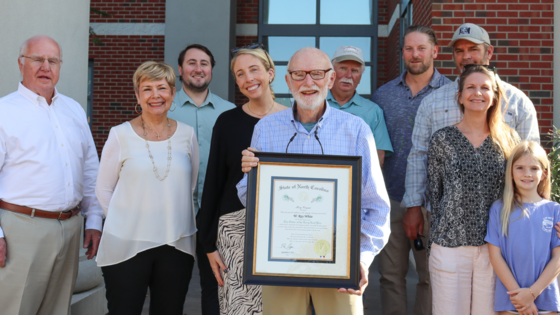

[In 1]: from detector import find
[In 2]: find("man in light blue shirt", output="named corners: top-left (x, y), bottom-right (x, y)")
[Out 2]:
top-left (328, 46), bottom-right (393, 167)
top-left (238, 47), bottom-right (390, 314)
top-left (167, 43), bottom-right (235, 315)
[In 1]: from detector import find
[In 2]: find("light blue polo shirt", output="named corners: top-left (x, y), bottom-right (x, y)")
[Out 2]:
top-left (327, 90), bottom-right (393, 155)
top-left (167, 88), bottom-right (236, 214)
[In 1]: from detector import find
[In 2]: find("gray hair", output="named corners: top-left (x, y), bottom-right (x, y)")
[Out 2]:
top-left (19, 35), bottom-right (62, 64)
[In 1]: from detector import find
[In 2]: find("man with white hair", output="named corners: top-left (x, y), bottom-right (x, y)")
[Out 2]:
top-left (237, 47), bottom-right (390, 314)
top-left (0, 35), bottom-right (103, 315)
top-left (328, 45), bottom-right (393, 166)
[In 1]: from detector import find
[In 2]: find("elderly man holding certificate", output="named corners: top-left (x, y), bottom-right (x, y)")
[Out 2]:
top-left (237, 47), bottom-right (391, 315)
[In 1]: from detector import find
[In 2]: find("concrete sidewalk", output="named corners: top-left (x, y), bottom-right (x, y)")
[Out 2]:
top-left (142, 256), bottom-right (420, 315)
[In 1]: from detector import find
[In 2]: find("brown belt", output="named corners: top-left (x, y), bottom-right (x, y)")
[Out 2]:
top-left (0, 200), bottom-right (80, 220)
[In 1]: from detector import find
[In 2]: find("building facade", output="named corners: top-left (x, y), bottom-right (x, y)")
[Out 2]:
top-left (89, 0), bottom-right (555, 154)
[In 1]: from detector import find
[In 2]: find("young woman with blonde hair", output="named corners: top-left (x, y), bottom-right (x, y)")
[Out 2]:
top-left (197, 44), bottom-right (286, 315)
top-left (427, 65), bottom-right (519, 314)
top-left (486, 141), bottom-right (560, 315)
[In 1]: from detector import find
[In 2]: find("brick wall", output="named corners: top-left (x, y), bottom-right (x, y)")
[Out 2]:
top-left (90, 0), bottom-right (165, 23)
top-left (237, 0), bottom-right (259, 23)
top-left (386, 20), bottom-right (402, 84)
top-left (414, 0), bottom-right (432, 27)
top-left (431, 0), bottom-right (554, 139)
top-left (89, 36), bottom-right (165, 155)
top-left (90, 0), bottom-right (166, 154)
top-left (377, 0), bottom-right (389, 87)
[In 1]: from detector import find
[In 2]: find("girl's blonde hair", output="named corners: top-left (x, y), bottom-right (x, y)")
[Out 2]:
top-left (457, 65), bottom-right (519, 158)
top-left (501, 141), bottom-right (551, 235)
top-left (230, 48), bottom-right (276, 99)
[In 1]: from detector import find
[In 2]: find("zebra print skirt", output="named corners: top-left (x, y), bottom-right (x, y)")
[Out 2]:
top-left (217, 208), bottom-right (263, 315)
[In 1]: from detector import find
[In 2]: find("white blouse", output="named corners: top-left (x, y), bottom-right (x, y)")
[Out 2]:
top-left (95, 121), bottom-right (199, 267)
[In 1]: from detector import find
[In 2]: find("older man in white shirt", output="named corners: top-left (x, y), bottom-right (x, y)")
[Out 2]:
top-left (0, 35), bottom-right (104, 315)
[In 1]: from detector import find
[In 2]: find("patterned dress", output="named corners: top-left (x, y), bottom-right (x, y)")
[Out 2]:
top-left (217, 209), bottom-right (262, 315)
top-left (427, 126), bottom-right (507, 253)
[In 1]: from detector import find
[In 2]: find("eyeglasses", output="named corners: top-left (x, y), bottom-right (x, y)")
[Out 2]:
top-left (20, 55), bottom-right (62, 67)
top-left (288, 69), bottom-right (332, 81)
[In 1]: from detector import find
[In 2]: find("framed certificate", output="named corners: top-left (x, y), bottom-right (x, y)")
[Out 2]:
top-left (243, 152), bottom-right (361, 289)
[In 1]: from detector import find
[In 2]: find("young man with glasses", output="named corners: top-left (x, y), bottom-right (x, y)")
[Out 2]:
top-left (237, 47), bottom-right (391, 314)
top-left (167, 43), bottom-right (235, 315)
top-left (327, 46), bottom-right (393, 167)
top-left (402, 23), bottom-right (540, 280)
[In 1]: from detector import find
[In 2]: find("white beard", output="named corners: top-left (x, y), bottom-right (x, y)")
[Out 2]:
top-left (291, 83), bottom-right (328, 111)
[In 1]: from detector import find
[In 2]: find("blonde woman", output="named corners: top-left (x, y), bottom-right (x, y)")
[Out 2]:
top-left (197, 44), bottom-right (286, 314)
top-left (486, 141), bottom-right (560, 315)
top-left (427, 65), bottom-right (519, 314)
top-left (95, 61), bottom-right (199, 314)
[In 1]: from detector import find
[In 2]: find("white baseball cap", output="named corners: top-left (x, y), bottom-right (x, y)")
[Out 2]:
top-left (448, 23), bottom-right (491, 47)
top-left (332, 46), bottom-right (365, 65)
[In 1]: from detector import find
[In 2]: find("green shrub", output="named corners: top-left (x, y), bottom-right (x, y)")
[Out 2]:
top-left (548, 127), bottom-right (560, 203)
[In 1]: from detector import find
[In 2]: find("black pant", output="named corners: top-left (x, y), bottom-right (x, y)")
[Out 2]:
top-left (102, 245), bottom-right (195, 315)
top-left (197, 234), bottom-right (221, 315)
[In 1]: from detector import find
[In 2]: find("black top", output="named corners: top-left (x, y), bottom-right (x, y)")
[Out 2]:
top-left (198, 106), bottom-right (260, 253)
top-left (427, 126), bottom-right (506, 252)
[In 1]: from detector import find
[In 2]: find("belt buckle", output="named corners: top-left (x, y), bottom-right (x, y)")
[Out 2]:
top-left (31, 209), bottom-right (36, 218)
top-left (58, 211), bottom-right (63, 220)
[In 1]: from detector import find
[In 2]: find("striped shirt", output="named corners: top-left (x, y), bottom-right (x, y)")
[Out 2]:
top-left (236, 103), bottom-right (391, 267)
top-left (402, 77), bottom-right (540, 210)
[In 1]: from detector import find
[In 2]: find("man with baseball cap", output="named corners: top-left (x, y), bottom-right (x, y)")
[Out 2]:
top-left (402, 23), bottom-right (539, 309)
top-left (328, 45), bottom-right (393, 166)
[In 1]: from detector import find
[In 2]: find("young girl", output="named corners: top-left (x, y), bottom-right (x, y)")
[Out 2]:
top-left (486, 141), bottom-right (560, 315)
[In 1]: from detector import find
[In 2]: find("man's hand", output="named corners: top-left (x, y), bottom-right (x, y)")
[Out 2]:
top-left (241, 147), bottom-right (259, 173)
top-left (207, 250), bottom-right (228, 287)
top-left (403, 206), bottom-right (424, 240)
top-left (555, 222), bottom-right (560, 239)
top-left (0, 238), bottom-right (6, 267)
top-left (337, 262), bottom-right (368, 295)
top-left (84, 229), bottom-right (102, 260)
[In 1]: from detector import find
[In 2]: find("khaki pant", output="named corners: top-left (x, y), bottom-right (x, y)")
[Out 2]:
top-left (378, 199), bottom-right (431, 315)
top-left (0, 208), bottom-right (81, 315)
top-left (262, 286), bottom-right (362, 315)
top-left (430, 243), bottom-right (496, 315)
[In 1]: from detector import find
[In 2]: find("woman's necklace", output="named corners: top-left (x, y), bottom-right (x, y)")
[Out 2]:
top-left (141, 117), bottom-right (172, 181)
top-left (246, 102), bottom-right (274, 117)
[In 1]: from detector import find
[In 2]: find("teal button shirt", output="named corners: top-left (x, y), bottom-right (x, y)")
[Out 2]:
top-left (167, 88), bottom-right (236, 213)
top-left (327, 91), bottom-right (393, 155)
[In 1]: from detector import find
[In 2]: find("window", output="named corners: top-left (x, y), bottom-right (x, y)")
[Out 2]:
top-left (399, 0), bottom-right (413, 74)
top-left (259, 0), bottom-right (379, 105)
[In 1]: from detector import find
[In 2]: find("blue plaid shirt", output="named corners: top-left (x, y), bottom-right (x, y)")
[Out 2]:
top-left (236, 102), bottom-right (391, 267)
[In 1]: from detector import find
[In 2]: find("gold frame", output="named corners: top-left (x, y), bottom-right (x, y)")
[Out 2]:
top-left (251, 161), bottom-right (353, 279)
